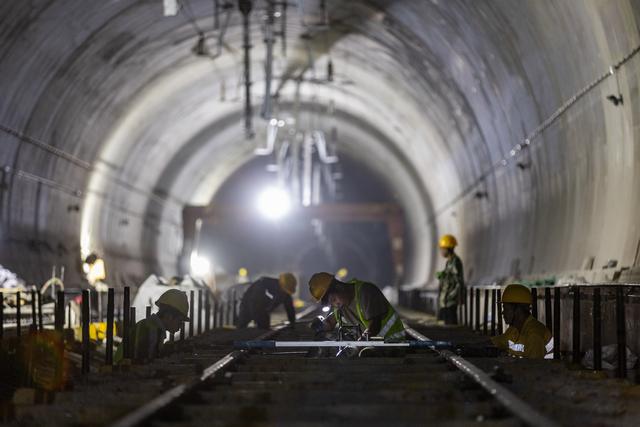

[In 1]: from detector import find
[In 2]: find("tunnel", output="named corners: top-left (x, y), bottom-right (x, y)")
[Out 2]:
top-left (3, 0), bottom-right (638, 291)
top-left (1, 1), bottom-right (640, 426)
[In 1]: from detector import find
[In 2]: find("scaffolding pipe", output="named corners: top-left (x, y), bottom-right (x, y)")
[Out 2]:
top-left (239, 0), bottom-right (254, 138)
top-left (276, 140), bottom-right (290, 180)
top-left (106, 288), bottom-right (114, 366)
top-left (254, 119), bottom-right (278, 155)
top-left (312, 164), bottom-right (321, 205)
top-left (291, 132), bottom-right (301, 203)
top-left (215, 4), bottom-right (233, 57)
top-left (324, 165), bottom-right (337, 198)
top-left (313, 131), bottom-right (338, 163)
top-left (261, 0), bottom-right (276, 119)
top-left (213, 0), bottom-right (219, 29)
top-left (280, 1), bottom-right (287, 56)
top-left (302, 133), bottom-right (313, 207)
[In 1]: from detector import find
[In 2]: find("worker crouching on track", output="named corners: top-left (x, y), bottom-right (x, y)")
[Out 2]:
top-left (236, 273), bottom-right (297, 329)
top-left (308, 272), bottom-right (406, 342)
top-left (436, 234), bottom-right (464, 325)
top-left (114, 289), bottom-right (189, 363)
top-left (491, 284), bottom-right (553, 359)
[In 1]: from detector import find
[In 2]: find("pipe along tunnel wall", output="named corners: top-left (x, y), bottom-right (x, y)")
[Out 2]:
top-left (0, 1), bottom-right (640, 292)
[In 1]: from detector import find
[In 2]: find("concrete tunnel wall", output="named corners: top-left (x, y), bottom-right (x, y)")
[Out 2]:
top-left (0, 0), bottom-right (639, 290)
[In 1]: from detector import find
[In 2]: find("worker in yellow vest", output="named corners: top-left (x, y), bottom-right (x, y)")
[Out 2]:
top-left (114, 289), bottom-right (189, 363)
top-left (308, 272), bottom-right (405, 341)
top-left (491, 284), bottom-right (553, 359)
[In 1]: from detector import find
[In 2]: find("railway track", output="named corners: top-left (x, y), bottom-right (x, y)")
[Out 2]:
top-left (110, 310), bottom-right (557, 427)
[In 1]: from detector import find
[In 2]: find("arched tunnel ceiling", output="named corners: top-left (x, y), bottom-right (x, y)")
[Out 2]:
top-left (1, 1), bottom-right (639, 288)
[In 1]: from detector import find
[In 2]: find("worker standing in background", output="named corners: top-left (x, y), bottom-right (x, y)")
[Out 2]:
top-left (491, 284), bottom-right (553, 359)
top-left (309, 272), bottom-right (405, 341)
top-left (236, 273), bottom-right (297, 329)
top-left (436, 234), bottom-right (464, 325)
top-left (114, 289), bottom-right (189, 363)
top-left (83, 253), bottom-right (107, 286)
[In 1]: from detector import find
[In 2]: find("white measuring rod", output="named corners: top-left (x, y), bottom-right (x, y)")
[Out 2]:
top-left (234, 340), bottom-right (452, 350)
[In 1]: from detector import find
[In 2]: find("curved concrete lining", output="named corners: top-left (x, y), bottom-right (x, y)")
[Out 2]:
top-left (1, 1), bottom-right (639, 288)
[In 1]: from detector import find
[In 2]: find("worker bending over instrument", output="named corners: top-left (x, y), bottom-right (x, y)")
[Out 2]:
top-left (491, 284), bottom-right (553, 359)
top-left (236, 273), bottom-right (297, 329)
top-left (115, 289), bottom-right (189, 363)
top-left (309, 272), bottom-right (405, 341)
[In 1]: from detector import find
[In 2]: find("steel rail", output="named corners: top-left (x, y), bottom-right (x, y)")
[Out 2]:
top-left (110, 306), bottom-right (317, 427)
top-left (110, 354), bottom-right (238, 427)
top-left (404, 326), bottom-right (560, 427)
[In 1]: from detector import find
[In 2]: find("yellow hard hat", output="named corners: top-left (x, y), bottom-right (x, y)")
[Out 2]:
top-left (439, 234), bottom-right (457, 249)
top-left (309, 272), bottom-right (335, 302)
top-left (501, 284), bottom-right (531, 304)
top-left (155, 289), bottom-right (190, 320)
top-left (336, 268), bottom-right (348, 279)
top-left (279, 272), bottom-right (297, 295)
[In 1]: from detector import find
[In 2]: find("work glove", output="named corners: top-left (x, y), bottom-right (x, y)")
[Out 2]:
top-left (310, 317), bottom-right (324, 334)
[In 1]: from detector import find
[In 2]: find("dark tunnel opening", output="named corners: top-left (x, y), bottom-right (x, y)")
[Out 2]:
top-left (199, 154), bottom-right (399, 297)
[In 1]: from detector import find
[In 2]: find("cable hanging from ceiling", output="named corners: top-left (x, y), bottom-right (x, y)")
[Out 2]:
top-left (250, 0), bottom-right (341, 210)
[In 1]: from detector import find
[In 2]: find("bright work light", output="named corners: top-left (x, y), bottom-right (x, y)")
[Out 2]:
top-left (190, 253), bottom-right (211, 277)
top-left (257, 186), bottom-right (291, 220)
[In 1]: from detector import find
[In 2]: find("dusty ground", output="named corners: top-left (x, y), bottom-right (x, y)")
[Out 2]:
top-left (402, 309), bottom-right (640, 427)
top-left (4, 308), bottom-right (640, 426)
top-left (4, 327), bottom-right (268, 427)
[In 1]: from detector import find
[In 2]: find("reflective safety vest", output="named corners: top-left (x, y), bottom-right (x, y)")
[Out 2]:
top-left (335, 280), bottom-right (406, 341)
top-left (491, 315), bottom-right (553, 359)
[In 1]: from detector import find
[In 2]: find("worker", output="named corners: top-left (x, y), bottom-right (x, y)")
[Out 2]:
top-left (308, 272), bottom-right (405, 341)
top-left (114, 289), bottom-right (189, 363)
top-left (83, 253), bottom-right (106, 287)
top-left (236, 273), bottom-right (297, 329)
top-left (490, 284), bottom-right (553, 359)
top-left (436, 234), bottom-right (464, 325)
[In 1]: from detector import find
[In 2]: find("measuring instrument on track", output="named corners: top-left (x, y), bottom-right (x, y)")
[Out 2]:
top-left (234, 339), bottom-right (453, 350)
